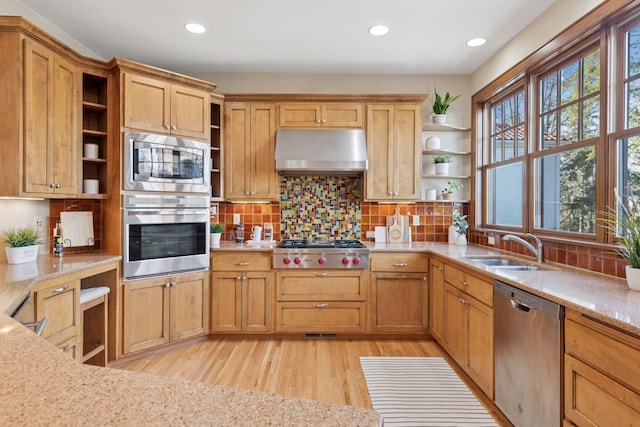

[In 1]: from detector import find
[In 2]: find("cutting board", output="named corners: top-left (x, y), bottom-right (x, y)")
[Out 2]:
top-left (386, 208), bottom-right (411, 243)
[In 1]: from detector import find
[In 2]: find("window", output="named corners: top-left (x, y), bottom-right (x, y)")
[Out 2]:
top-left (533, 47), bottom-right (600, 236)
top-left (485, 89), bottom-right (525, 228)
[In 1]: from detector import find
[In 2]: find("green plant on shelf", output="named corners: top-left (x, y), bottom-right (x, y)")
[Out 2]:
top-left (442, 180), bottom-right (463, 196)
top-left (432, 154), bottom-right (452, 164)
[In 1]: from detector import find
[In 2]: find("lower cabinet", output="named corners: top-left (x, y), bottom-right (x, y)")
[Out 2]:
top-left (275, 270), bottom-right (367, 333)
top-left (210, 251), bottom-right (273, 333)
top-left (442, 264), bottom-right (494, 399)
top-left (122, 271), bottom-right (209, 355)
top-left (369, 252), bottom-right (428, 333)
top-left (564, 308), bottom-right (640, 425)
top-left (33, 276), bottom-right (81, 359)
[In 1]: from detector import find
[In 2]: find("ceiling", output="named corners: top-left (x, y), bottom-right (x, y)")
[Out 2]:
top-left (20, 0), bottom-right (557, 76)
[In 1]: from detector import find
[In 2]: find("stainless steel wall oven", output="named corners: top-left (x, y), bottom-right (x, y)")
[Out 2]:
top-left (123, 194), bottom-right (209, 279)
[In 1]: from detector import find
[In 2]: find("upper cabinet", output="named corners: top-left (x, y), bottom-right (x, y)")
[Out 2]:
top-left (0, 23), bottom-right (79, 198)
top-left (366, 103), bottom-right (423, 201)
top-left (123, 73), bottom-right (210, 140)
top-left (279, 103), bottom-right (363, 128)
top-left (224, 102), bottom-right (278, 201)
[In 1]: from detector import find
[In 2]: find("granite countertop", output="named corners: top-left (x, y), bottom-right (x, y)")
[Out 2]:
top-left (213, 240), bottom-right (640, 336)
top-left (0, 253), bottom-right (380, 426)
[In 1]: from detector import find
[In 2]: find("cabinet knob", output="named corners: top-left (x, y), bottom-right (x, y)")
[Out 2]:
top-left (165, 124), bottom-right (170, 130)
top-left (236, 276), bottom-right (242, 280)
top-left (393, 192), bottom-right (399, 196)
top-left (171, 281), bottom-right (177, 287)
top-left (437, 266), bottom-right (443, 271)
top-left (171, 125), bottom-right (177, 130)
top-left (165, 282), bottom-right (170, 288)
top-left (316, 119), bottom-right (321, 124)
top-left (245, 191), bottom-right (250, 195)
top-left (321, 119), bottom-right (327, 124)
top-left (461, 280), bottom-right (468, 286)
top-left (388, 191), bottom-right (393, 196)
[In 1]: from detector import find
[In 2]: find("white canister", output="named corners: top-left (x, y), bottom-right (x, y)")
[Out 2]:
top-left (425, 136), bottom-right (441, 150)
top-left (448, 225), bottom-right (459, 244)
top-left (84, 143), bottom-right (99, 159)
top-left (424, 189), bottom-right (437, 201)
top-left (83, 179), bottom-right (99, 194)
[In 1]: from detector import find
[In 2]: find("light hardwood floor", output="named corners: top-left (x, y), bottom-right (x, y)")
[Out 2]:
top-left (112, 337), bottom-right (510, 425)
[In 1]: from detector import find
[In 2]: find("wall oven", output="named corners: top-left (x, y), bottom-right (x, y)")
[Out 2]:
top-left (124, 132), bottom-right (210, 193)
top-left (123, 194), bottom-right (209, 280)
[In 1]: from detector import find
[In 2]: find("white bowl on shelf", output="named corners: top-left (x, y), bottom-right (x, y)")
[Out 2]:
top-left (83, 179), bottom-right (99, 194)
top-left (84, 143), bottom-right (99, 159)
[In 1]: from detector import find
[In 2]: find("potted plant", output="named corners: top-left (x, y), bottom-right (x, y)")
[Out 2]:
top-left (432, 88), bottom-right (461, 125)
top-left (1, 226), bottom-right (43, 264)
top-left (452, 211), bottom-right (469, 246)
top-left (433, 154), bottom-right (452, 175)
top-left (601, 192), bottom-right (640, 290)
top-left (441, 180), bottom-right (462, 200)
top-left (210, 223), bottom-right (225, 246)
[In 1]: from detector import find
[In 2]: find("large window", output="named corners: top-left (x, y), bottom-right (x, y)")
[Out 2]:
top-left (485, 90), bottom-right (525, 228)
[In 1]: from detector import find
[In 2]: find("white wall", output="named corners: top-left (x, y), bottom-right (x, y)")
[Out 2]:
top-left (0, 199), bottom-right (50, 261)
top-left (0, 0), bottom-right (103, 59)
top-left (470, 0), bottom-right (605, 93)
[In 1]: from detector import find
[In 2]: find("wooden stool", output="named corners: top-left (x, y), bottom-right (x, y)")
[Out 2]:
top-left (80, 287), bottom-right (110, 366)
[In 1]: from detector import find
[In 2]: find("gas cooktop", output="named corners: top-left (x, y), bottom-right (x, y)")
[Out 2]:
top-left (278, 239), bottom-right (366, 249)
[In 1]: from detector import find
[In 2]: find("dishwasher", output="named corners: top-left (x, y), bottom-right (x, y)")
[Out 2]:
top-left (494, 280), bottom-right (564, 427)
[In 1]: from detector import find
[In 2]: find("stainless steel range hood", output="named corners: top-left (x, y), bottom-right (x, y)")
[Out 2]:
top-left (275, 129), bottom-right (367, 176)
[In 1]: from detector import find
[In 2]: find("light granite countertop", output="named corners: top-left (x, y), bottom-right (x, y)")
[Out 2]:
top-left (0, 253), bottom-right (380, 426)
top-left (214, 240), bottom-right (640, 336)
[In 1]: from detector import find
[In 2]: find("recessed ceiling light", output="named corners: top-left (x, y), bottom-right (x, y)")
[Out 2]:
top-left (466, 37), bottom-right (486, 47)
top-left (185, 23), bottom-right (206, 34)
top-left (368, 25), bottom-right (389, 36)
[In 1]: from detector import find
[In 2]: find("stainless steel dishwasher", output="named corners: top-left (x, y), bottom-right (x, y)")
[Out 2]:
top-left (494, 280), bottom-right (564, 427)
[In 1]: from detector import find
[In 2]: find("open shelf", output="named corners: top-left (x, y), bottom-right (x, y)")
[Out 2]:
top-left (210, 97), bottom-right (223, 201)
top-left (422, 149), bottom-right (471, 155)
top-left (81, 73), bottom-right (109, 197)
top-left (422, 123), bottom-right (470, 132)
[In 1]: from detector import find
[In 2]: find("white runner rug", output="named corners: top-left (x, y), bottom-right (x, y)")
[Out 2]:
top-left (360, 357), bottom-right (498, 427)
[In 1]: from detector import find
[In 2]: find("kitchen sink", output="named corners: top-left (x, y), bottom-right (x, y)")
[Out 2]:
top-left (463, 256), bottom-right (554, 271)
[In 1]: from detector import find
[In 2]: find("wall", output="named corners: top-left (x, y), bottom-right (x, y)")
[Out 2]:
top-left (0, 199), bottom-right (49, 262)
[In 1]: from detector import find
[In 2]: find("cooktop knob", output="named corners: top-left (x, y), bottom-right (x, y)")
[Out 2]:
top-left (283, 256), bottom-right (291, 265)
top-left (353, 256), bottom-right (361, 265)
top-left (342, 257), bottom-right (350, 265)
top-left (294, 257), bottom-right (302, 265)
top-left (318, 256), bottom-right (326, 265)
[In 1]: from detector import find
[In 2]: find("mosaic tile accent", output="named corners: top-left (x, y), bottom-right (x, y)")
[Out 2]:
top-left (280, 176), bottom-right (362, 240)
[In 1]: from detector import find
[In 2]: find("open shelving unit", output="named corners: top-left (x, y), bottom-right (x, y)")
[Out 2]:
top-left (81, 73), bottom-right (109, 198)
top-left (420, 123), bottom-right (471, 202)
top-left (210, 95), bottom-right (223, 201)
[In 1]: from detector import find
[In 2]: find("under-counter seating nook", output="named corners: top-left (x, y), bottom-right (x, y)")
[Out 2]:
top-left (80, 286), bottom-right (110, 366)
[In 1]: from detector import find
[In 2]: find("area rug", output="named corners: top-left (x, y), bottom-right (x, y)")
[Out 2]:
top-left (360, 357), bottom-right (498, 427)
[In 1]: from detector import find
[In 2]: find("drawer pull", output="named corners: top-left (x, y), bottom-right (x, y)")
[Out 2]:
top-left (52, 285), bottom-right (69, 294)
top-left (314, 303), bottom-right (329, 308)
top-left (235, 262), bottom-right (250, 266)
top-left (60, 344), bottom-right (70, 352)
top-left (315, 272), bottom-right (328, 277)
top-left (392, 263), bottom-right (408, 267)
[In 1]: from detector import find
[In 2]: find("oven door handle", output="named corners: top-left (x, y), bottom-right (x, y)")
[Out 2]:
top-left (126, 210), bottom-right (206, 216)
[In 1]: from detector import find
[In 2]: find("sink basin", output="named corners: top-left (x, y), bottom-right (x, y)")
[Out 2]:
top-left (490, 265), bottom-right (542, 271)
top-left (463, 256), bottom-right (554, 272)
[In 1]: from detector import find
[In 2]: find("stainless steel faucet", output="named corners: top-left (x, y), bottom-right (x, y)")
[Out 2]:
top-left (503, 233), bottom-right (544, 263)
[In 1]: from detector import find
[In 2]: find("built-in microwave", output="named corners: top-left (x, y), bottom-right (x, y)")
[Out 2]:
top-left (124, 132), bottom-right (210, 193)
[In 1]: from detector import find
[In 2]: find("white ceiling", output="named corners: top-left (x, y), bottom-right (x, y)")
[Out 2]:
top-left (20, 0), bottom-right (556, 76)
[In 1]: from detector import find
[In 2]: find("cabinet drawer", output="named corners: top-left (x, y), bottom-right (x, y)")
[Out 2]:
top-left (565, 311), bottom-right (640, 395)
top-left (33, 277), bottom-right (80, 346)
top-left (276, 271), bottom-right (365, 301)
top-left (444, 264), bottom-right (492, 307)
top-left (275, 302), bottom-right (366, 332)
top-left (565, 354), bottom-right (640, 426)
top-left (370, 252), bottom-right (428, 272)
top-left (211, 252), bottom-right (271, 271)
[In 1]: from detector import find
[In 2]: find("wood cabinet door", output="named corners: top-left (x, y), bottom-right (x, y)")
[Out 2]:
top-left (170, 84), bottom-right (209, 139)
top-left (467, 296), bottom-right (494, 399)
top-left (279, 103), bottom-right (323, 127)
top-left (393, 104), bottom-right (420, 200)
top-left (123, 73), bottom-right (171, 133)
top-left (366, 104), bottom-right (394, 200)
top-left (429, 258), bottom-right (445, 343)
top-left (370, 273), bottom-right (427, 332)
top-left (443, 283), bottom-right (467, 368)
top-left (323, 103), bottom-right (364, 128)
top-left (122, 277), bottom-right (170, 354)
top-left (33, 277), bottom-right (80, 350)
top-left (23, 40), bottom-right (77, 196)
top-left (243, 272), bottom-right (273, 332)
top-left (210, 272), bottom-right (242, 332)
top-left (250, 103), bottom-right (278, 200)
top-left (170, 272), bottom-right (209, 341)
top-left (224, 103), bottom-right (250, 199)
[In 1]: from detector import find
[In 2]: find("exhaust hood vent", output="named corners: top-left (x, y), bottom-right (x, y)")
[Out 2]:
top-left (275, 129), bottom-right (367, 176)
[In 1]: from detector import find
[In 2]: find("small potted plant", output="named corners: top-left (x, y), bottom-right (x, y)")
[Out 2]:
top-left (601, 191), bottom-right (640, 291)
top-left (432, 88), bottom-right (461, 125)
top-left (433, 154), bottom-right (452, 175)
top-left (1, 226), bottom-right (43, 264)
top-left (441, 180), bottom-right (463, 200)
top-left (210, 223), bottom-right (225, 246)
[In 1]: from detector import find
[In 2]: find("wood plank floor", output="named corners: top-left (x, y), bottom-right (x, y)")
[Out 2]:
top-left (112, 337), bottom-right (510, 426)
